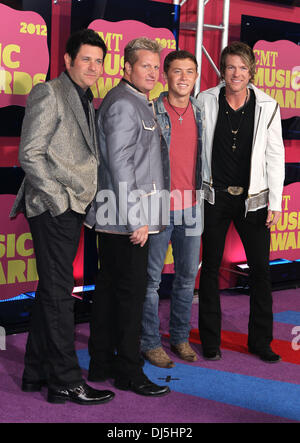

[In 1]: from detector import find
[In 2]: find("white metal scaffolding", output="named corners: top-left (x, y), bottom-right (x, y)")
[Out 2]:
top-left (173, 0), bottom-right (230, 95)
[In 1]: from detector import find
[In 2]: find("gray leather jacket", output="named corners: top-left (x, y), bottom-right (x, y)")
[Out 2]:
top-left (85, 80), bottom-right (170, 234)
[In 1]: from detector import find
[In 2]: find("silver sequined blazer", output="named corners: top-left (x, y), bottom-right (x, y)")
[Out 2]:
top-left (10, 72), bottom-right (99, 218)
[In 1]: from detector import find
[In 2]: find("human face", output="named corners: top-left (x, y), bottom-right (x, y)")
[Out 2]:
top-left (223, 54), bottom-right (251, 96)
top-left (64, 44), bottom-right (104, 90)
top-left (124, 49), bottom-right (160, 94)
top-left (165, 58), bottom-right (198, 101)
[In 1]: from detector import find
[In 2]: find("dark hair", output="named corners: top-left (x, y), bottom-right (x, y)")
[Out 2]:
top-left (220, 41), bottom-right (256, 82)
top-left (164, 50), bottom-right (198, 73)
top-left (65, 28), bottom-right (107, 62)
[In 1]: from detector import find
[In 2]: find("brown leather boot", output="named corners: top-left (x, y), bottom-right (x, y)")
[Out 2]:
top-left (170, 342), bottom-right (198, 362)
top-left (143, 347), bottom-right (175, 368)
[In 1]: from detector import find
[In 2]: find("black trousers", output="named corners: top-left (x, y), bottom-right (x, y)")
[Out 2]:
top-left (24, 210), bottom-right (85, 389)
top-left (88, 232), bottom-right (148, 380)
top-left (198, 192), bottom-right (273, 351)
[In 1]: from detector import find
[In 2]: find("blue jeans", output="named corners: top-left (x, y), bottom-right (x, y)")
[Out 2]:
top-left (141, 203), bottom-right (203, 352)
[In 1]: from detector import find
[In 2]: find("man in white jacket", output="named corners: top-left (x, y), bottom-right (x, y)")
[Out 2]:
top-left (197, 41), bottom-right (285, 363)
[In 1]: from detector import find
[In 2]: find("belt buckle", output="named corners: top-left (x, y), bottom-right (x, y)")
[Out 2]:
top-left (227, 186), bottom-right (244, 196)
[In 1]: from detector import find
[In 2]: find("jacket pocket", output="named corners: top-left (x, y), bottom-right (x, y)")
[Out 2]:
top-left (138, 182), bottom-right (157, 197)
top-left (142, 119), bottom-right (156, 131)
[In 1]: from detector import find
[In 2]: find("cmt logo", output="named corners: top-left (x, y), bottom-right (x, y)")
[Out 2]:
top-left (0, 326), bottom-right (6, 350)
top-left (291, 326), bottom-right (300, 351)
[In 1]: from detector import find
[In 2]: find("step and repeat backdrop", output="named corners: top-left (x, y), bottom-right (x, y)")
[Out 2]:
top-left (0, 2), bottom-right (299, 328)
top-left (0, 0), bottom-right (180, 328)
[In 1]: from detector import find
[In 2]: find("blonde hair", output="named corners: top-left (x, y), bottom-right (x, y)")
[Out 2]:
top-left (124, 37), bottom-right (161, 66)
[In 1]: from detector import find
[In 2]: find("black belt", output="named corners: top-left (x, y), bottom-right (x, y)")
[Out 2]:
top-left (216, 186), bottom-right (244, 196)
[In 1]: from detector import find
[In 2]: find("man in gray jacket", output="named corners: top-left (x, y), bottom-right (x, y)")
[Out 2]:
top-left (86, 38), bottom-right (170, 396)
top-left (10, 29), bottom-right (114, 405)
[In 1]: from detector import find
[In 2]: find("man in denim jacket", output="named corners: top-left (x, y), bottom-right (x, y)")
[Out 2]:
top-left (141, 50), bottom-right (203, 368)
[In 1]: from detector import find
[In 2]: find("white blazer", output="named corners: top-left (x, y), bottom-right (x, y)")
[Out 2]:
top-left (197, 82), bottom-right (285, 213)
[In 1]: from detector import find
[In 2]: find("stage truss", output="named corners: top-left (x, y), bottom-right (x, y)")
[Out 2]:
top-left (173, 0), bottom-right (230, 94)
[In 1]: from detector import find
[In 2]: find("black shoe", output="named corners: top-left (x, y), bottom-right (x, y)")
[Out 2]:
top-left (22, 379), bottom-right (47, 392)
top-left (203, 349), bottom-right (222, 361)
top-left (248, 347), bottom-right (282, 363)
top-left (114, 375), bottom-right (170, 397)
top-left (47, 382), bottom-right (115, 405)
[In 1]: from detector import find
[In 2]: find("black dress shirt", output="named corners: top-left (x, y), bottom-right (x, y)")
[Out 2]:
top-left (65, 71), bottom-right (94, 127)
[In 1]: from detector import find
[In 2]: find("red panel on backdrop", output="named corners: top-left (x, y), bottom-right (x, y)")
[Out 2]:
top-left (0, 138), bottom-right (19, 166)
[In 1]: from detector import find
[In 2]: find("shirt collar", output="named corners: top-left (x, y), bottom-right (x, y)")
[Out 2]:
top-left (65, 71), bottom-right (93, 102)
top-left (121, 78), bottom-right (143, 94)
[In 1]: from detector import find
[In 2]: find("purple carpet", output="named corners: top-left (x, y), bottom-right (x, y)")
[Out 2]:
top-left (0, 288), bottom-right (299, 423)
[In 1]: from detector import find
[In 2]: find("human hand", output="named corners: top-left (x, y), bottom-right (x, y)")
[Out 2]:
top-left (129, 225), bottom-right (149, 247)
top-left (265, 210), bottom-right (281, 228)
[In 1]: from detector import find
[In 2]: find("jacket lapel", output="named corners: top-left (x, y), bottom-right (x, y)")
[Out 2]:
top-left (60, 73), bottom-right (96, 154)
top-left (88, 101), bottom-right (99, 160)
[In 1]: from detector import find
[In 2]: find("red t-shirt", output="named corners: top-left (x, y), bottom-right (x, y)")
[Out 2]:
top-left (163, 97), bottom-right (198, 210)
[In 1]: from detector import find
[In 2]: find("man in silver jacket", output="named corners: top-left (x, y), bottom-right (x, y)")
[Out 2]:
top-left (197, 41), bottom-right (285, 363)
top-left (10, 29), bottom-right (114, 405)
top-left (85, 38), bottom-right (170, 397)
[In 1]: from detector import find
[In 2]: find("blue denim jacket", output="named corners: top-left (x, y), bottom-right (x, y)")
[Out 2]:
top-left (154, 91), bottom-right (203, 191)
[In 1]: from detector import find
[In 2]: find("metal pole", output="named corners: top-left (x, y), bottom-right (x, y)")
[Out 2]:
top-left (173, 0), bottom-right (230, 94)
top-left (194, 0), bottom-right (205, 96)
top-left (202, 46), bottom-right (220, 76)
top-left (172, 0), bottom-right (181, 48)
top-left (221, 0), bottom-right (230, 50)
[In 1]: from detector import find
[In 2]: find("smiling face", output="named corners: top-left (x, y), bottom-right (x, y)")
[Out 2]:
top-left (165, 58), bottom-right (198, 101)
top-left (64, 44), bottom-right (104, 91)
top-left (124, 49), bottom-right (160, 94)
top-left (223, 54), bottom-right (251, 96)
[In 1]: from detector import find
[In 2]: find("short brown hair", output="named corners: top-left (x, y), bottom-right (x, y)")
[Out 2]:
top-left (164, 50), bottom-right (198, 74)
top-left (220, 41), bottom-right (256, 82)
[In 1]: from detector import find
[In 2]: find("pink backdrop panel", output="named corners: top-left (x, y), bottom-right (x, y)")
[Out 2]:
top-left (88, 19), bottom-right (176, 105)
top-left (0, 195), bottom-right (37, 301)
top-left (0, 3), bottom-right (49, 108)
